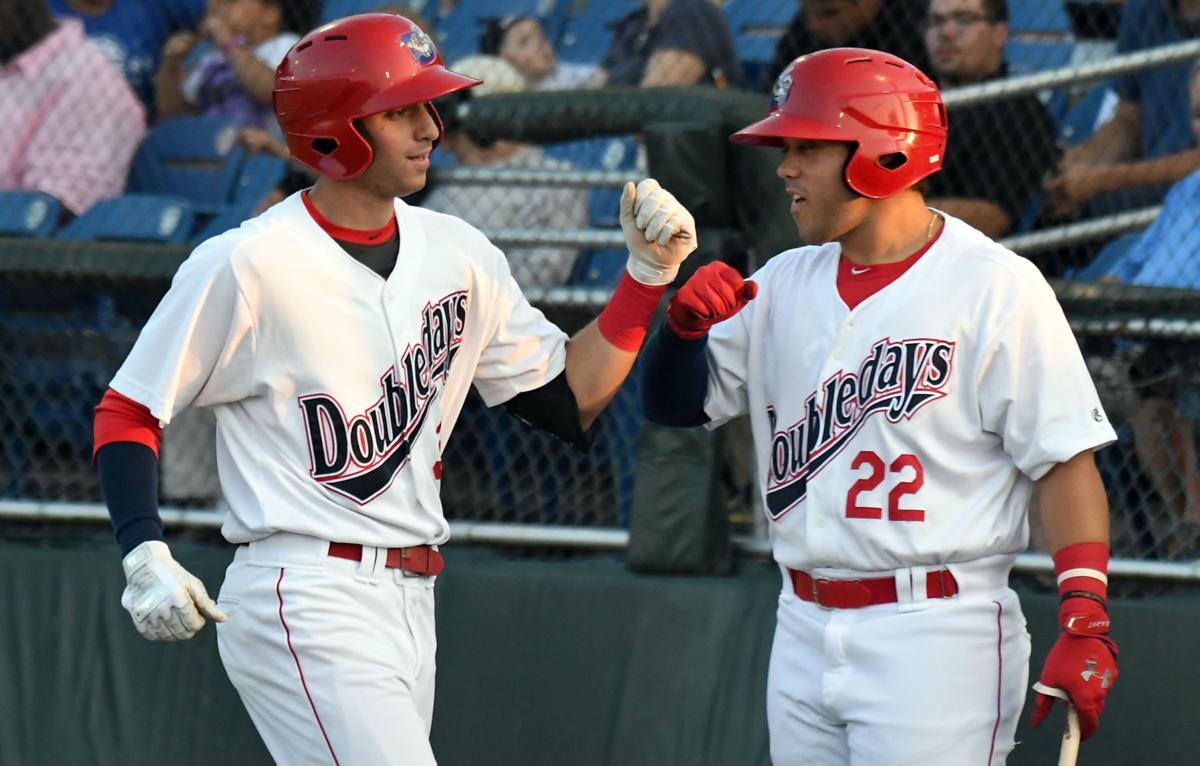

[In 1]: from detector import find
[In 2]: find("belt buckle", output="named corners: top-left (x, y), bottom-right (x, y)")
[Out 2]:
top-left (812, 576), bottom-right (867, 609)
top-left (811, 576), bottom-right (840, 609)
top-left (399, 548), bottom-right (429, 578)
top-left (936, 567), bottom-right (952, 598)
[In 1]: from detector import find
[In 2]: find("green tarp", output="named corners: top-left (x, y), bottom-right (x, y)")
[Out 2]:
top-left (0, 539), bottom-right (1192, 765)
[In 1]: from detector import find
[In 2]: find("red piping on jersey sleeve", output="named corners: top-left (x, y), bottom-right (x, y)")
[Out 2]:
top-left (302, 190), bottom-right (397, 244)
top-left (93, 388), bottom-right (162, 460)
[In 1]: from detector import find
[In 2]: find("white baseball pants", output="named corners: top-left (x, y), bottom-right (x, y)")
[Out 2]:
top-left (767, 562), bottom-right (1031, 766)
top-left (215, 533), bottom-right (438, 765)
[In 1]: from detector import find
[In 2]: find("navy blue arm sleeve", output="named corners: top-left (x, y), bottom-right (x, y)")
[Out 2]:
top-left (96, 442), bottom-right (164, 555)
top-left (640, 325), bottom-right (711, 427)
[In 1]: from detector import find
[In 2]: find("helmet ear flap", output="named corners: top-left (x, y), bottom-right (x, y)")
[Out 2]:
top-left (313, 123), bottom-right (374, 180)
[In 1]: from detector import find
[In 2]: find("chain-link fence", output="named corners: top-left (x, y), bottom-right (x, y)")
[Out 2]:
top-left (4, 0), bottom-right (1200, 567)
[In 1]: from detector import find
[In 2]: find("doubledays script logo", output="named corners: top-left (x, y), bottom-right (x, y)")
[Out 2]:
top-left (765, 337), bottom-right (955, 519)
top-left (298, 292), bottom-right (468, 504)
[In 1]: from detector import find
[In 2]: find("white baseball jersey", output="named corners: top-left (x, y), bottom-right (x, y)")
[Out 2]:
top-left (111, 192), bottom-right (567, 547)
top-left (704, 214), bottom-right (1116, 573)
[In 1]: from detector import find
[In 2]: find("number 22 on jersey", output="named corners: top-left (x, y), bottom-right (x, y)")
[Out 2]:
top-left (845, 450), bottom-right (925, 521)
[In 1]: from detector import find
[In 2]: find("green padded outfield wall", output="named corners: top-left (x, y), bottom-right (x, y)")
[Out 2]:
top-left (0, 538), bottom-right (1193, 766)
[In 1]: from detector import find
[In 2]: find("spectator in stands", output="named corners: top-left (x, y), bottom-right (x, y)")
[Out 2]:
top-left (1078, 62), bottom-right (1200, 555)
top-left (1045, 0), bottom-right (1200, 218)
top-left (48, 0), bottom-right (206, 109)
top-left (154, 0), bottom-right (317, 130)
top-left (0, 0), bottom-right (146, 217)
top-left (422, 55), bottom-right (589, 288)
top-left (767, 0), bottom-right (933, 88)
top-left (480, 15), bottom-right (598, 91)
top-left (922, 0), bottom-right (1059, 236)
top-left (592, 0), bottom-right (742, 88)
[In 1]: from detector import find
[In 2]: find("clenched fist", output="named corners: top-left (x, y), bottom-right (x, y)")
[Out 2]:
top-left (619, 178), bottom-right (698, 286)
top-left (667, 261), bottom-right (757, 340)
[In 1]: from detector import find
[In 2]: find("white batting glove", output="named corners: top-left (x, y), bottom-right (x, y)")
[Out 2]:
top-left (120, 541), bottom-right (227, 641)
top-left (619, 178), bottom-right (698, 286)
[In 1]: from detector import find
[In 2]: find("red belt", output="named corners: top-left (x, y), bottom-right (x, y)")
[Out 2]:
top-left (328, 542), bottom-right (444, 577)
top-left (790, 568), bottom-right (958, 609)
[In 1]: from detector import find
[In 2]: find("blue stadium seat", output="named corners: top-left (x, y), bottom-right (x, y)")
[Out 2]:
top-left (1059, 84), bottom-right (1116, 146)
top-left (1005, 39), bottom-right (1075, 77)
top-left (0, 191), bottom-right (62, 237)
top-left (1005, 39), bottom-right (1076, 120)
top-left (233, 152), bottom-right (288, 208)
top-left (320, 0), bottom-right (408, 24)
top-left (567, 249), bottom-right (626, 287)
top-left (57, 194), bottom-right (195, 244)
top-left (127, 117), bottom-right (246, 214)
top-left (437, 0), bottom-right (566, 66)
top-left (1008, 0), bottom-right (1071, 36)
top-left (558, 0), bottom-right (640, 64)
top-left (723, 0), bottom-right (791, 85)
top-left (192, 203), bottom-right (256, 243)
top-left (542, 136), bottom-right (639, 226)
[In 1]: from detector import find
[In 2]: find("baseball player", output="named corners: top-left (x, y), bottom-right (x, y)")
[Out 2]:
top-left (640, 48), bottom-right (1119, 764)
top-left (91, 13), bottom-right (696, 765)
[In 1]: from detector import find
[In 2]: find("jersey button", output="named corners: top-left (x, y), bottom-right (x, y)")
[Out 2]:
top-left (815, 517), bottom-right (826, 529)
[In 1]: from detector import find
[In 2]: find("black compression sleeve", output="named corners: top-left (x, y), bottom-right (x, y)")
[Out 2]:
top-left (640, 325), bottom-right (710, 427)
top-left (503, 371), bottom-right (593, 452)
top-left (97, 442), bottom-right (163, 555)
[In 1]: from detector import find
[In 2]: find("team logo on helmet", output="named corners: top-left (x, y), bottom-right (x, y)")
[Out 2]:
top-left (769, 63), bottom-right (794, 112)
top-left (400, 30), bottom-right (437, 65)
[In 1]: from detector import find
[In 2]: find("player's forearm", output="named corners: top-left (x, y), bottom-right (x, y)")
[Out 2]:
top-left (565, 320), bottom-right (638, 429)
top-left (97, 442), bottom-right (165, 555)
top-left (1036, 449), bottom-right (1110, 552)
top-left (640, 325), bottom-right (709, 427)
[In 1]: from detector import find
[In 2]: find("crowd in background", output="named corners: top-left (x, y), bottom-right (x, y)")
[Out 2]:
top-left (7, 1), bottom-right (1196, 251)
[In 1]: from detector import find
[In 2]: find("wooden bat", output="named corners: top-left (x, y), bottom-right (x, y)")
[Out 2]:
top-left (1033, 682), bottom-right (1080, 765)
top-left (1058, 704), bottom-right (1080, 766)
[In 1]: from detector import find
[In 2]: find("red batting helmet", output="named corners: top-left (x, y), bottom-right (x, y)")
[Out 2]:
top-left (273, 13), bottom-right (481, 180)
top-left (731, 48), bottom-right (947, 199)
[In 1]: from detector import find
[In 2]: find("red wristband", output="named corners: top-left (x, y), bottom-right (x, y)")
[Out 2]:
top-left (596, 271), bottom-right (668, 352)
top-left (1053, 541), bottom-right (1109, 603)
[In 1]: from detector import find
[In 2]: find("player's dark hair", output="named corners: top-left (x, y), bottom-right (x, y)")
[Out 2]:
top-left (982, 0), bottom-right (1008, 23)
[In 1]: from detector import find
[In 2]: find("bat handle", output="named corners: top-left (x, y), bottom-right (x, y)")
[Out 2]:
top-left (1058, 704), bottom-right (1081, 766)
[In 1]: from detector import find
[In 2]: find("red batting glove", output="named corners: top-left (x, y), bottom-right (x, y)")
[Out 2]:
top-left (666, 261), bottom-right (757, 340)
top-left (1031, 597), bottom-right (1118, 740)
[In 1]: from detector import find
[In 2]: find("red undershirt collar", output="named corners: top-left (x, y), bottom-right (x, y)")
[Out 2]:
top-left (302, 190), bottom-right (398, 245)
top-left (836, 221), bottom-right (944, 310)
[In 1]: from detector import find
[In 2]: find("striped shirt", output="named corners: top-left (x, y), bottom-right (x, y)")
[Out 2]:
top-left (0, 19), bottom-right (146, 215)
